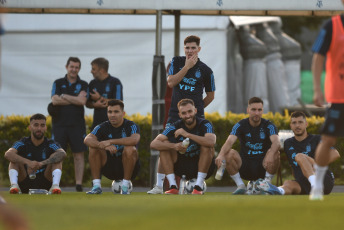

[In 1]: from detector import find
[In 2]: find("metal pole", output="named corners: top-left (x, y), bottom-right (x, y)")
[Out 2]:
top-left (150, 10), bottom-right (166, 188)
top-left (174, 10), bottom-right (181, 56)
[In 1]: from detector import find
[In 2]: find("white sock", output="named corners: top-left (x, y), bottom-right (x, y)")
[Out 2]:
top-left (9, 169), bottom-right (18, 185)
top-left (314, 164), bottom-right (328, 189)
top-left (195, 172), bottom-right (207, 188)
top-left (122, 179), bottom-right (130, 187)
top-left (156, 173), bottom-right (165, 188)
top-left (92, 179), bottom-right (101, 188)
top-left (230, 172), bottom-right (245, 187)
top-left (277, 187), bottom-right (285, 195)
top-left (265, 172), bottom-right (274, 182)
top-left (52, 169), bottom-right (62, 185)
top-left (308, 175), bottom-right (316, 187)
top-left (166, 173), bottom-right (177, 187)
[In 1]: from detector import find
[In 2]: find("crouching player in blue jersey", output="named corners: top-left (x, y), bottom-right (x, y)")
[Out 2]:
top-left (149, 99), bottom-right (216, 195)
top-left (84, 100), bottom-right (140, 195)
top-left (4, 114), bottom-right (66, 194)
top-left (216, 97), bottom-right (280, 195)
top-left (256, 111), bottom-right (340, 195)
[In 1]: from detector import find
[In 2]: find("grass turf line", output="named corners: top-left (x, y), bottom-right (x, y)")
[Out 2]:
top-left (1, 192), bottom-right (344, 230)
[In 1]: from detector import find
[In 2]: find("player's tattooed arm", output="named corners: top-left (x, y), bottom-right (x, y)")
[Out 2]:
top-left (40, 149), bottom-right (66, 166)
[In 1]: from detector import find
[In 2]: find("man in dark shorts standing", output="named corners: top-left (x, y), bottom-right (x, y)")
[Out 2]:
top-left (4, 113), bottom-right (66, 194)
top-left (84, 100), bottom-right (140, 195)
top-left (256, 111), bottom-right (339, 195)
top-left (86, 57), bottom-right (123, 130)
top-left (216, 97), bottom-right (280, 195)
top-left (51, 57), bottom-right (88, 192)
top-left (310, 0), bottom-right (344, 200)
top-left (149, 99), bottom-right (216, 195)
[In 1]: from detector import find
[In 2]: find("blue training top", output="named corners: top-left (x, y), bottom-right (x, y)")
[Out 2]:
top-left (168, 56), bottom-right (215, 121)
top-left (230, 118), bottom-right (278, 159)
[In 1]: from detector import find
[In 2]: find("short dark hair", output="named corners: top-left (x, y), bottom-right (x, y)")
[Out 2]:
top-left (91, 57), bottom-right (109, 72)
top-left (248, 97), bottom-right (263, 105)
top-left (66, 57), bottom-right (81, 68)
top-left (184, 35), bottom-right (200, 46)
top-left (177, 98), bottom-right (195, 108)
top-left (108, 99), bottom-right (124, 110)
top-left (291, 111), bottom-right (306, 119)
top-left (30, 113), bottom-right (46, 122)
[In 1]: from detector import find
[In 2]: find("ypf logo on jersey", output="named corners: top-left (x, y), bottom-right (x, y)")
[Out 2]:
top-left (179, 78), bottom-right (196, 92)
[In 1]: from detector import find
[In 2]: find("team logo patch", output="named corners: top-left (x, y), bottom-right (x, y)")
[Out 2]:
top-left (195, 69), bottom-right (201, 78)
top-left (75, 84), bottom-right (81, 94)
top-left (246, 133), bottom-right (251, 137)
top-left (306, 144), bottom-right (311, 153)
top-left (260, 132), bottom-right (265, 139)
top-left (105, 83), bottom-right (110, 93)
top-left (108, 134), bottom-right (112, 138)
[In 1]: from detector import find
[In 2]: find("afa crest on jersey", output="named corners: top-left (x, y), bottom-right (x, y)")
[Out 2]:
top-left (75, 84), bottom-right (81, 93)
top-left (260, 131), bottom-right (265, 140)
top-left (105, 83), bottom-right (110, 93)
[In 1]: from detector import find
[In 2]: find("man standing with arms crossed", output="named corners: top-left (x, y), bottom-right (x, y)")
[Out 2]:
top-left (51, 57), bottom-right (88, 192)
top-left (216, 97), bottom-right (280, 194)
top-left (86, 57), bottom-right (123, 130)
top-left (310, 0), bottom-right (344, 200)
top-left (148, 35), bottom-right (216, 193)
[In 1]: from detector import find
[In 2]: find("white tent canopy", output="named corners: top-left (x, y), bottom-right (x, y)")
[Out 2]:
top-left (3, 0), bottom-right (343, 16)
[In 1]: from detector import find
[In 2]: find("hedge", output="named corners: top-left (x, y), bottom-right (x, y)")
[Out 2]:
top-left (1, 112), bottom-right (343, 187)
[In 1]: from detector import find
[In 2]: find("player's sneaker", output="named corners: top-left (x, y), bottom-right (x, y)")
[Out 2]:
top-left (309, 187), bottom-right (324, 201)
top-left (165, 185), bottom-right (179, 195)
top-left (76, 184), bottom-right (83, 192)
top-left (147, 185), bottom-right (163, 194)
top-left (9, 184), bottom-right (21, 194)
top-left (255, 179), bottom-right (281, 195)
top-left (246, 181), bottom-right (255, 195)
top-left (121, 185), bottom-right (130, 195)
top-left (49, 184), bottom-right (61, 194)
top-left (86, 186), bottom-right (102, 195)
top-left (232, 186), bottom-right (247, 195)
top-left (191, 185), bottom-right (204, 195)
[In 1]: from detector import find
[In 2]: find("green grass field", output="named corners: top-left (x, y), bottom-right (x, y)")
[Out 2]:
top-left (1, 192), bottom-right (344, 230)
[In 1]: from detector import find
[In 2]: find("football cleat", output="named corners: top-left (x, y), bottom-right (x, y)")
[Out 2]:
top-left (147, 185), bottom-right (163, 194)
top-left (232, 187), bottom-right (247, 195)
top-left (86, 186), bottom-right (102, 195)
top-left (246, 181), bottom-right (255, 195)
top-left (121, 185), bottom-right (130, 195)
top-left (165, 185), bottom-right (179, 195)
top-left (49, 184), bottom-right (61, 194)
top-left (255, 179), bottom-right (281, 195)
top-left (75, 184), bottom-right (83, 192)
top-left (309, 187), bottom-right (324, 201)
top-left (9, 184), bottom-right (21, 194)
top-left (191, 185), bottom-right (204, 195)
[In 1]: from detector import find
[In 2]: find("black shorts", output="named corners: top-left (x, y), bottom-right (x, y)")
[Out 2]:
top-left (239, 157), bottom-right (266, 181)
top-left (52, 125), bottom-right (87, 153)
top-left (321, 104), bottom-right (344, 137)
top-left (297, 171), bottom-right (335, 195)
top-left (101, 152), bottom-right (140, 181)
top-left (173, 154), bottom-right (216, 180)
top-left (18, 173), bottom-right (52, 194)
